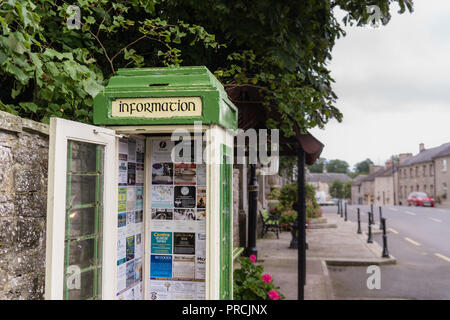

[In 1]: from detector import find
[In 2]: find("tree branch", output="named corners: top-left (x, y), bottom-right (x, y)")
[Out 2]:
top-left (87, 29), bottom-right (115, 73)
top-left (110, 34), bottom-right (148, 63)
top-left (96, 6), bottom-right (114, 38)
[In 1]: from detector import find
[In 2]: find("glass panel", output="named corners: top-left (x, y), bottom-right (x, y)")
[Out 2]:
top-left (67, 238), bottom-right (96, 269)
top-left (64, 140), bottom-right (104, 300)
top-left (67, 207), bottom-right (96, 238)
top-left (66, 268), bottom-right (102, 300)
top-left (71, 141), bottom-right (98, 173)
top-left (68, 175), bottom-right (97, 207)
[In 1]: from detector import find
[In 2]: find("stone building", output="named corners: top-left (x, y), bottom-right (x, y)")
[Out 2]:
top-left (373, 163), bottom-right (396, 206)
top-left (306, 168), bottom-right (351, 197)
top-left (397, 143), bottom-right (450, 205)
top-left (351, 174), bottom-right (367, 204)
top-left (431, 148), bottom-right (450, 206)
top-left (355, 164), bottom-right (384, 205)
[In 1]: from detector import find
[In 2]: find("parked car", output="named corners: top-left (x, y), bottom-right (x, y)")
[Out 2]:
top-left (407, 192), bottom-right (435, 207)
top-left (315, 191), bottom-right (334, 205)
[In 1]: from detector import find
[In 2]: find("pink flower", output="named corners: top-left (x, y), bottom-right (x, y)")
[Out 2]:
top-left (268, 290), bottom-right (280, 300)
top-left (249, 254), bottom-right (257, 263)
top-left (262, 273), bottom-right (272, 283)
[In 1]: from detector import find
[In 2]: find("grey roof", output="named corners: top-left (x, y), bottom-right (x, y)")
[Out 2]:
top-left (306, 172), bottom-right (351, 183)
top-left (432, 144), bottom-right (450, 159)
top-left (352, 174), bottom-right (367, 185)
top-left (399, 142), bottom-right (450, 167)
top-left (360, 166), bottom-right (390, 182)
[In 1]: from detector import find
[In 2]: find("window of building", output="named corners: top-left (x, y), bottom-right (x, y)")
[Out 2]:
top-left (410, 168), bottom-right (413, 178)
top-left (416, 184), bottom-right (419, 191)
top-left (443, 159), bottom-right (447, 172)
top-left (423, 165), bottom-right (426, 176)
top-left (424, 185), bottom-right (427, 192)
top-left (415, 166), bottom-right (419, 177)
top-left (430, 164), bottom-right (433, 176)
top-left (410, 186), bottom-right (413, 192)
top-left (443, 183), bottom-right (447, 197)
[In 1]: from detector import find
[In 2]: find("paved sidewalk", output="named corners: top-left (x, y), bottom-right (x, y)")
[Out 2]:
top-left (256, 206), bottom-right (396, 300)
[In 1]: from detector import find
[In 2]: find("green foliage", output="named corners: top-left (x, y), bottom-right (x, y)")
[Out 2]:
top-left (0, 0), bottom-right (222, 123)
top-left (233, 256), bottom-right (284, 300)
top-left (279, 209), bottom-right (297, 229)
top-left (326, 159), bottom-right (349, 174)
top-left (279, 156), bottom-right (297, 180)
top-left (343, 180), bottom-right (352, 199)
top-left (308, 157), bottom-right (327, 173)
top-left (329, 179), bottom-right (345, 199)
top-left (1, 0), bottom-right (413, 133)
top-left (266, 188), bottom-right (280, 200)
top-left (162, 0), bottom-right (413, 136)
top-left (354, 158), bottom-right (374, 174)
top-left (276, 182), bottom-right (321, 228)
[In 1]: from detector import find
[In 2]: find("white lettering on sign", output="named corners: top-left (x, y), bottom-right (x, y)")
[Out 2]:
top-left (366, 265), bottom-right (381, 290)
top-left (111, 97), bottom-right (202, 118)
top-left (66, 265), bottom-right (81, 290)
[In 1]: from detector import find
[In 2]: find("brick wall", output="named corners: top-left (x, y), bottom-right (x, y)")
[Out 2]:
top-left (0, 111), bottom-right (48, 300)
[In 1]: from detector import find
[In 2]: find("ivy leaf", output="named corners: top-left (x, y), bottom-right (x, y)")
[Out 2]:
top-left (19, 102), bottom-right (38, 113)
top-left (82, 79), bottom-right (104, 98)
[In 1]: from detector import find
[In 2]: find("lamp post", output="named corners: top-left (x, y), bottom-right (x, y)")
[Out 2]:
top-left (297, 146), bottom-right (306, 300)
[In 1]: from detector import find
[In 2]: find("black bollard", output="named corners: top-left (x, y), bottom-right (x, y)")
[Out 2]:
top-left (337, 201), bottom-right (340, 215)
top-left (379, 207), bottom-right (383, 230)
top-left (344, 202), bottom-right (348, 221)
top-left (381, 218), bottom-right (389, 258)
top-left (357, 208), bottom-right (362, 234)
top-left (367, 212), bottom-right (373, 243)
top-left (340, 200), bottom-right (344, 218)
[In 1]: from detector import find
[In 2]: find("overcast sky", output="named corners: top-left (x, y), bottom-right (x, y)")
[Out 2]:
top-left (309, 0), bottom-right (450, 171)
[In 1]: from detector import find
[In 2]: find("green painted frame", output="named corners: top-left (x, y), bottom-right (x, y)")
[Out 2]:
top-left (219, 144), bottom-right (233, 299)
top-left (63, 141), bottom-right (104, 300)
top-left (93, 66), bottom-right (237, 130)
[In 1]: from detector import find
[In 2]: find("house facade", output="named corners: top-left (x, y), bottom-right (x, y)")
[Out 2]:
top-left (351, 174), bottom-right (367, 204)
top-left (306, 168), bottom-right (351, 198)
top-left (374, 164), bottom-right (395, 206)
top-left (353, 143), bottom-right (450, 207)
top-left (397, 143), bottom-right (450, 205)
top-left (432, 150), bottom-right (450, 206)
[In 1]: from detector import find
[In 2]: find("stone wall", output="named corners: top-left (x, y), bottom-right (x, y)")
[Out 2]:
top-left (0, 110), bottom-right (49, 300)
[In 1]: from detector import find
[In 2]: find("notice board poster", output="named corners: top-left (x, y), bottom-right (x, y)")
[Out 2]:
top-left (149, 139), bottom-right (206, 300)
top-left (116, 138), bottom-right (145, 300)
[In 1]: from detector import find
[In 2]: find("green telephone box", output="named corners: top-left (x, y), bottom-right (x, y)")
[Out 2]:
top-left (45, 66), bottom-right (237, 300)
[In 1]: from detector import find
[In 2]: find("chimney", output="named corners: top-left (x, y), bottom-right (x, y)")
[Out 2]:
top-left (419, 143), bottom-right (425, 152)
top-left (399, 153), bottom-right (413, 164)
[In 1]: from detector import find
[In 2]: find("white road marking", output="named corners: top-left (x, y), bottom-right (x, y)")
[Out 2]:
top-left (435, 253), bottom-right (450, 263)
top-left (438, 209), bottom-right (447, 213)
top-left (429, 218), bottom-right (442, 223)
top-left (405, 211), bottom-right (416, 216)
top-left (388, 228), bottom-right (399, 234)
top-left (390, 207), bottom-right (399, 211)
top-left (404, 237), bottom-right (421, 246)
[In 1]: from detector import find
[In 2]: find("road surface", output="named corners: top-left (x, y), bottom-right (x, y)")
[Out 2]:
top-left (325, 204), bottom-right (450, 299)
